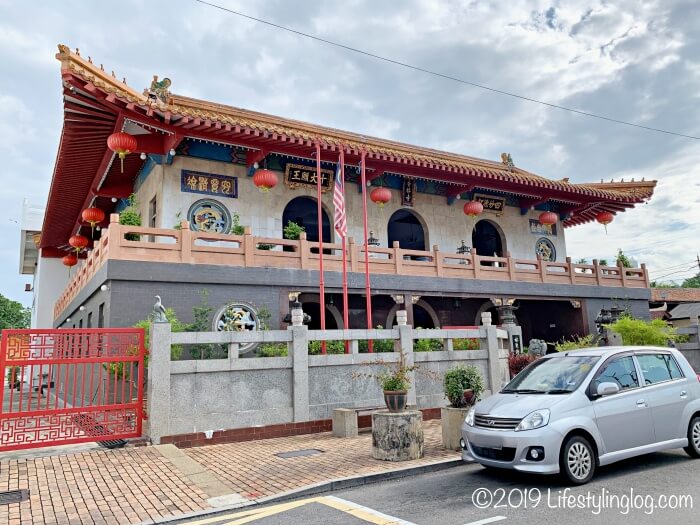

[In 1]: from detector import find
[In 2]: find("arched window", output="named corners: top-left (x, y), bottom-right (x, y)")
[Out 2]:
top-left (282, 197), bottom-right (331, 242)
top-left (472, 219), bottom-right (505, 257)
top-left (387, 209), bottom-right (426, 251)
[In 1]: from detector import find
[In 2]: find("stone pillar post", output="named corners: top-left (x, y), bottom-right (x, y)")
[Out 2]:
top-left (397, 323), bottom-right (416, 406)
top-left (147, 321), bottom-right (172, 444)
top-left (289, 302), bottom-right (309, 422)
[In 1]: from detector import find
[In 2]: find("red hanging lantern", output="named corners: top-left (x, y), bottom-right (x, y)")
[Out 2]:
top-left (596, 211), bottom-right (614, 234)
top-left (370, 187), bottom-right (391, 207)
top-left (81, 207), bottom-right (106, 235)
top-left (62, 254), bottom-right (78, 267)
top-left (68, 234), bottom-right (89, 254)
top-left (538, 211), bottom-right (558, 226)
top-left (463, 200), bottom-right (484, 218)
top-left (107, 132), bottom-right (138, 173)
top-left (252, 169), bottom-right (279, 192)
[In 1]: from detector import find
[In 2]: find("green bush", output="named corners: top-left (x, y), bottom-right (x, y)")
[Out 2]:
top-left (414, 337), bottom-right (443, 352)
top-left (555, 334), bottom-right (595, 352)
top-left (257, 343), bottom-right (288, 357)
top-left (308, 340), bottom-right (346, 354)
top-left (608, 316), bottom-right (678, 346)
top-left (119, 193), bottom-right (141, 241)
top-left (283, 220), bottom-right (305, 240)
top-left (452, 338), bottom-right (480, 351)
top-left (358, 326), bottom-right (395, 353)
top-left (229, 212), bottom-right (245, 235)
top-left (444, 365), bottom-right (485, 407)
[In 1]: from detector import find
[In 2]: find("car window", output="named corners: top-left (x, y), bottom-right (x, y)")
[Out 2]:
top-left (594, 355), bottom-right (639, 392)
top-left (636, 353), bottom-right (684, 385)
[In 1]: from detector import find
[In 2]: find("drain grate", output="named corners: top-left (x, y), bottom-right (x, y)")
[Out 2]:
top-left (0, 489), bottom-right (29, 505)
top-left (275, 448), bottom-right (324, 458)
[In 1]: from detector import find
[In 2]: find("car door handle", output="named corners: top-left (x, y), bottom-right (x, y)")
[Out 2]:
top-left (636, 399), bottom-right (647, 407)
top-left (680, 391), bottom-right (688, 398)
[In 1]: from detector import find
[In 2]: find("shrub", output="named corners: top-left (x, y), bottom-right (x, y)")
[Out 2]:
top-left (414, 337), bottom-right (443, 352)
top-left (119, 193), bottom-right (141, 241)
top-left (229, 212), bottom-right (245, 235)
top-left (257, 343), bottom-right (288, 357)
top-left (555, 334), bottom-right (595, 352)
top-left (308, 340), bottom-right (345, 354)
top-left (508, 352), bottom-right (536, 378)
top-left (452, 338), bottom-right (480, 351)
top-left (444, 365), bottom-right (485, 407)
top-left (358, 326), bottom-right (395, 353)
top-left (608, 316), bottom-right (678, 346)
top-left (283, 220), bottom-right (305, 240)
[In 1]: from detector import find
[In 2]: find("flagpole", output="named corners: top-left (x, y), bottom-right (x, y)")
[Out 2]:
top-left (339, 148), bottom-right (350, 353)
top-left (359, 150), bottom-right (373, 352)
top-left (316, 140), bottom-right (326, 354)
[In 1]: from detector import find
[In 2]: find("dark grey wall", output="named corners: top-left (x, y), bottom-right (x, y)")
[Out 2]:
top-left (55, 260), bottom-right (650, 332)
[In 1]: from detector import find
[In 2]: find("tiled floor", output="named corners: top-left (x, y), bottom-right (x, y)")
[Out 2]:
top-left (186, 420), bottom-right (456, 499)
top-left (0, 420), bottom-right (457, 524)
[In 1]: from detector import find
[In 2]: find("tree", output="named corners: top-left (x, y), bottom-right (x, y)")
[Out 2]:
top-left (616, 248), bottom-right (632, 268)
top-left (0, 293), bottom-right (31, 330)
top-left (681, 273), bottom-right (700, 288)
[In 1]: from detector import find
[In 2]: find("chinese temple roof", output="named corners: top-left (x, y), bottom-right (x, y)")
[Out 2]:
top-left (40, 44), bottom-right (656, 253)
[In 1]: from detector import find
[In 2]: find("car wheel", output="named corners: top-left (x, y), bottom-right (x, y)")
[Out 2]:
top-left (684, 416), bottom-right (700, 458)
top-left (560, 435), bottom-right (596, 485)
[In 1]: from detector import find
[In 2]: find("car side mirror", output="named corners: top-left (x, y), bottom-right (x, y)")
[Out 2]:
top-left (597, 382), bottom-right (620, 397)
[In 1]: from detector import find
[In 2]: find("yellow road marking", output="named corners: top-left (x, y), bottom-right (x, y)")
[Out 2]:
top-left (186, 495), bottom-right (415, 525)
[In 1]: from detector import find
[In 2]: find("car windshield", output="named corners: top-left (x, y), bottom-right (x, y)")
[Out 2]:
top-left (502, 355), bottom-right (600, 394)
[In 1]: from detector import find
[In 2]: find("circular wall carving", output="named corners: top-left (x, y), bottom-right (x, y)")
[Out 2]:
top-left (535, 237), bottom-right (556, 262)
top-left (188, 199), bottom-right (231, 233)
top-left (213, 302), bottom-right (260, 353)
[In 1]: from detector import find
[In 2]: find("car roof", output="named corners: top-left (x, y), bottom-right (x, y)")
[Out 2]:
top-left (545, 346), bottom-right (677, 358)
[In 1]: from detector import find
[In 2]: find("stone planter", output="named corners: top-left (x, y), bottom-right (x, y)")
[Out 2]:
top-left (441, 406), bottom-right (470, 451)
top-left (383, 390), bottom-right (408, 412)
top-left (372, 410), bottom-right (424, 461)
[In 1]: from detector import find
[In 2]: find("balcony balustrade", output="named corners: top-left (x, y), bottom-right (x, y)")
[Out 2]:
top-left (54, 214), bottom-right (649, 321)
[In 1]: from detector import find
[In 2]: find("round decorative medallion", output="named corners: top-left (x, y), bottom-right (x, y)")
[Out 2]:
top-left (213, 302), bottom-right (260, 353)
top-left (535, 237), bottom-right (556, 262)
top-left (187, 199), bottom-right (231, 233)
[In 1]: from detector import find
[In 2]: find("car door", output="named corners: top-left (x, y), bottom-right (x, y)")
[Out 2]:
top-left (635, 352), bottom-right (689, 443)
top-left (590, 354), bottom-right (655, 453)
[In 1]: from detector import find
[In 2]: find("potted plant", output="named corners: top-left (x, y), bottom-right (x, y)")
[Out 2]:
top-left (353, 351), bottom-right (422, 412)
top-left (441, 365), bottom-right (485, 450)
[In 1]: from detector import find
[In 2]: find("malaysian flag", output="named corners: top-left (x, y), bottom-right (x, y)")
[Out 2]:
top-left (333, 162), bottom-right (347, 239)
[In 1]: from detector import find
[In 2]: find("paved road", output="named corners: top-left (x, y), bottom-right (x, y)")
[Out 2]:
top-left (174, 449), bottom-right (700, 525)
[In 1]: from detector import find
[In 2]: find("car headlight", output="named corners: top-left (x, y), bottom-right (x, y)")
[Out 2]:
top-left (465, 407), bottom-right (476, 426)
top-left (515, 409), bottom-right (550, 431)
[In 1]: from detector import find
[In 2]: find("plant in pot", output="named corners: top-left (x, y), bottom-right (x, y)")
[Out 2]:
top-left (353, 351), bottom-right (438, 412)
top-left (441, 364), bottom-right (485, 450)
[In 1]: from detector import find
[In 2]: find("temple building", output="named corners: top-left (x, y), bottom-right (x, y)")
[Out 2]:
top-left (24, 45), bottom-right (656, 347)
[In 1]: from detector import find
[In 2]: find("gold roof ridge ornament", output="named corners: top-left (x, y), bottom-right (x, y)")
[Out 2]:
top-left (500, 152), bottom-right (514, 171)
top-left (146, 75), bottom-right (172, 104)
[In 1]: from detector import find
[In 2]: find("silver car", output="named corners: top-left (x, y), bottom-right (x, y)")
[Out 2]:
top-left (461, 347), bottom-right (700, 484)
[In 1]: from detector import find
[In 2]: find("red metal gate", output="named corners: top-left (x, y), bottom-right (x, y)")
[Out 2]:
top-left (0, 328), bottom-right (145, 451)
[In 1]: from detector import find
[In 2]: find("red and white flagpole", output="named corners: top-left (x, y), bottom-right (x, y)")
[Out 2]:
top-left (316, 141), bottom-right (326, 353)
top-left (359, 150), bottom-right (373, 352)
top-left (339, 148), bottom-right (350, 353)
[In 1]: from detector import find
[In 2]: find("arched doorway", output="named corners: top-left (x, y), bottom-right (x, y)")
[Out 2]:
top-left (282, 197), bottom-right (331, 242)
top-left (303, 302), bottom-right (339, 330)
top-left (472, 219), bottom-right (505, 257)
top-left (387, 209), bottom-right (426, 251)
top-left (413, 304), bottom-right (435, 328)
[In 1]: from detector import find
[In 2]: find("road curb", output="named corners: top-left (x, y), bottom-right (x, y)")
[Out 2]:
top-left (142, 457), bottom-right (463, 524)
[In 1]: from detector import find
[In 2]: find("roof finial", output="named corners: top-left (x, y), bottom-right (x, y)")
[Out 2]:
top-left (500, 152), bottom-right (514, 171)
top-left (123, 77), bottom-right (127, 84)
top-left (88, 56), bottom-right (92, 63)
top-left (145, 75), bottom-right (172, 104)
top-left (111, 70), bottom-right (116, 78)
top-left (75, 48), bottom-right (80, 56)
top-left (100, 64), bottom-right (104, 71)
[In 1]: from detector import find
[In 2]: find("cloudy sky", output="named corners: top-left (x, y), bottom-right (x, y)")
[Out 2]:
top-left (1, 0), bottom-right (699, 306)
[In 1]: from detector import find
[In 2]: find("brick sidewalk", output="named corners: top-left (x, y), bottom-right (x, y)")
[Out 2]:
top-left (0, 420), bottom-right (458, 524)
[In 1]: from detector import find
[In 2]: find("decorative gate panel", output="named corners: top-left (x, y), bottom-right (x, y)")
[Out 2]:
top-left (0, 328), bottom-right (145, 451)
